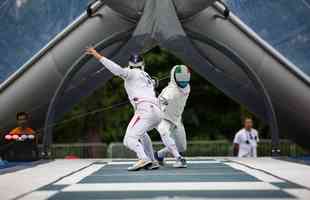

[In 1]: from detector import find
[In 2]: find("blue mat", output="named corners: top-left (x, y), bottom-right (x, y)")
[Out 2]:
top-left (287, 156), bottom-right (310, 165)
top-left (39, 160), bottom-right (297, 199)
top-left (0, 160), bottom-right (48, 174)
top-left (0, 160), bottom-right (34, 169)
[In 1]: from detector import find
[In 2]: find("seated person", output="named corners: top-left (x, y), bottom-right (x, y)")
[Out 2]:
top-left (3, 112), bottom-right (38, 161)
top-left (5, 112), bottom-right (35, 141)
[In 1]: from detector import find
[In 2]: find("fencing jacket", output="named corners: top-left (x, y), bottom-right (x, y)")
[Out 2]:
top-left (159, 66), bottom-right (190, 126)
top-left (99, 57), bottom-right (158, 109)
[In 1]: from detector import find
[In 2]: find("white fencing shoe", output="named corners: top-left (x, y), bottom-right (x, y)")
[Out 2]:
top-left (173, 157), bottom-right (187, 168)
top-left (128, 160), bottom-right (152, 171)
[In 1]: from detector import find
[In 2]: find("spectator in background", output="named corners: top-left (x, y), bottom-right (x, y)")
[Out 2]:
top-left (5, 112), bottom-right (35, 141)
top-left (3, 112), bottom-right (38, 161)
top-left (233, 117), bottom-right (259, 157)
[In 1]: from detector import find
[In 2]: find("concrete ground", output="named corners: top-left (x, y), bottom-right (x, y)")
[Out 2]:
top-left (0, 157), bottom-right (310, 200)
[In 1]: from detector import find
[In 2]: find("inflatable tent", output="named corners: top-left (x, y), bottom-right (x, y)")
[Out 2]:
top-left (0, 0), bottom-right (309, 153)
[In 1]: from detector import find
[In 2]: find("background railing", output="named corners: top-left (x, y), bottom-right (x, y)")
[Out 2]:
top-left (37, 139), bottom-right (308, 159)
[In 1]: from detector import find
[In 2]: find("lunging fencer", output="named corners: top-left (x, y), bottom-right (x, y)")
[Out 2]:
top-left (86, 47), bottom-right (160, 171)
top-left (154, 65), bottom-right (191, 168)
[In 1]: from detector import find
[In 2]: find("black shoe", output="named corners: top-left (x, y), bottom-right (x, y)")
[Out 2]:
top-left (154, 151), bottom-right (165, 166)
top-left (145, 161), bottom-right (160, 170)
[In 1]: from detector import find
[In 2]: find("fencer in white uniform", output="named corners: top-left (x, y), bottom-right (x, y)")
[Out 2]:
top-left (154, 65), bottom-right (191, 168)
top-left (86, 48), bottom-right (161, 171)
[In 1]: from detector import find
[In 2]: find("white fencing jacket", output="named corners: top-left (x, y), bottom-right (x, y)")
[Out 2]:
top-left (159, 66), bottom-right (190, 126)
top-left (99, 57), bottom-right (158, 109)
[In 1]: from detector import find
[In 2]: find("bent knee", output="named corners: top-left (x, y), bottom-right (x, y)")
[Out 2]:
top-left (123, 132), bottom-right (140, 147)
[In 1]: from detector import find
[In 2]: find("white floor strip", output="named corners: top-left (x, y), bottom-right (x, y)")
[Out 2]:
top-left (110, 199), bottom-right (294, 200)
top-left (229, 158), bottom-right (310, 188)
top-left (18, 191), bottom-right (58, 200)
top-left (0, 160), bottom-right (95, 200)
top-left (62, 182), bottom-right (278, 192)
top-left (54, 164), bottom-right (105, 185)
top-left (85, 172), bottom-right (243, 177)
top-left (284, 189), bottom-right (310, 200)
top-left (226, 162), bottom-right (285, 183)
top-left (108, 160), bottom-right (221, 165)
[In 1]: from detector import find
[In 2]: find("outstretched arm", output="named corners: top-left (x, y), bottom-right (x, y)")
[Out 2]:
top-left (86, 47), bottom-right (129, 79)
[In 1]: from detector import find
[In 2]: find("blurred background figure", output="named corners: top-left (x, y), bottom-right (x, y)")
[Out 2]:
top-left (233, 117), bottom-right (259, 157)
top-left (2, 112), bottom-right (38, 161)
top-left (6, 112), bottom-right (36, 141)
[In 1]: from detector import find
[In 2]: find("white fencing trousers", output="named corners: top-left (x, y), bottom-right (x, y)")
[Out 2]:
top-left (157, 119), bottom-right (187, 159)
top-left (140, 133), bottom-right (156, 161)
top-left (123, 102), bottom-right (161, 161)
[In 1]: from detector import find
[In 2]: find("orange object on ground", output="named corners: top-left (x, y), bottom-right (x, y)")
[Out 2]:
top-left (9, 127), bottom-right (35, 135)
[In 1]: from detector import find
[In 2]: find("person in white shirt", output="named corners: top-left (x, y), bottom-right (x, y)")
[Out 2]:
top-left (153, 65), bottom-right (191, 168)
top-left (233, 117), bottom-right (259, 157)
top-left (86, 47), bottom-right (161, 171)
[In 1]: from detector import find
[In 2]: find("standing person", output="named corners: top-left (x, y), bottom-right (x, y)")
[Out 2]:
top-left (154, 65), bottom-right (191, 168)
top-left (233, 117), bottom-right (259, 157)
top-left (86, 47), bottom-right (161, 171)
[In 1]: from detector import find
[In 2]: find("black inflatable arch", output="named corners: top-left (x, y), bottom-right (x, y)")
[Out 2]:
top-left (43, 29), bottom-right (280, 156)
